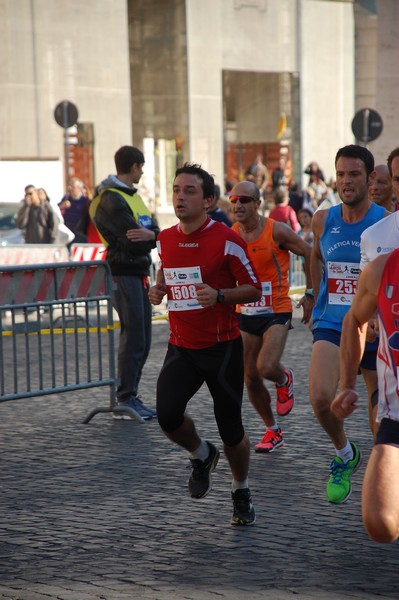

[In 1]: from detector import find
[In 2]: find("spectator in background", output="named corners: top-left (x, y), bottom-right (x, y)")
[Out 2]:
top-left (218, 197), bottom-right (235, 224)
top-left (297, 208), bottom-right (314, 247)
top-left (207, 184), bottom-right (232, 226)
top-left (82, 183), bottom-right (94, 201)
top-left (315, 178), bottom-right (342, 212)
top-left (302, 186), bottom-right (318, 213)
top-left (289, 178), bottom-right (321, 215)
top-left (269, 186), bottom-right (300, 233)
top-left (16, 185), bottom-right (58, 244)
top-left (245, 154), bottom-right (269, 200)
top-left (308, 170), bottom-right (329, 207)
top-left (327, 178), bottom-right (338, 196)
top-left (89, 145), bottom-right (159, 421)
top-left (304, 161), bottom-right (325, 183)
top-left (288, 179), bottom-right (304, 214)
top-left (38, 187), bottom-right (64, 226)
top-left (271, 157), bottom-right (287, 191)
top-left (58, 178), bottom-right (90, 242)
top-left (75, 195), bottom-right (104, 244)
top-left (37, 187), bottom-right (50, 204)
top-left (38, 187), bottom-right (59, 219)
top-left (224, 175), bottom-right (234, 196)
top-left (37, 187), bottom-right (74, 246)
top-left (369, 164), bottom-right (396, 212)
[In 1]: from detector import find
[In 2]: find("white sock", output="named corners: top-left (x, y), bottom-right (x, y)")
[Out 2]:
top-left (232, 479), bottom-right (249, 492)
top-left (336, 441), bottom-right (353, 463)
top-left (269, 423), bottom-right (280, 431)
top-left (189, 439), bottom-right (209, 462)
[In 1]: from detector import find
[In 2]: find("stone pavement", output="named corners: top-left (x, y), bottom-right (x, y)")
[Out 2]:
top-left (1, 313), bottom-right (399, 600)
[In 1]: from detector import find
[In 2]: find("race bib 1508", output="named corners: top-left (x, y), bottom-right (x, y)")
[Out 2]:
top-left (164, 266), bottom-right (203, 311)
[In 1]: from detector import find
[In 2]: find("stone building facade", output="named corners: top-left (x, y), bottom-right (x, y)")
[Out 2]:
top-left (0, 0), bottom-right (398, 225)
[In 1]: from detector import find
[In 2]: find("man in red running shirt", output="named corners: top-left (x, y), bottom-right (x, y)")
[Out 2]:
top-left (149, 163), bottom-right (261, 526)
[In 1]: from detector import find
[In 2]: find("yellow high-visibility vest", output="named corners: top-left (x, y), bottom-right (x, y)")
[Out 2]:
top-left (89, 187), bottom-right (152, 247)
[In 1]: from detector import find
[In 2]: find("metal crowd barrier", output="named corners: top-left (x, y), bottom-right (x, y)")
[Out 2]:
top-left (0, 261), bottom-right (145, 423)
top-left (0, 252), bottom-right (305, 425)
top-left (289, 252), bottom-right (306, 294)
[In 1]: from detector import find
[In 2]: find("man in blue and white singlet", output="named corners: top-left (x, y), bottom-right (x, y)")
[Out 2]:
top-left (309, 144), bottom-right (389, 505)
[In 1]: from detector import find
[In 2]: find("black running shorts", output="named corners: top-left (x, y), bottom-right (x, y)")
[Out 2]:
top-left (237, 312), bottom-right (292, 337)
top-left (376, 418), bottom-right (399, 446)
top-left (156, 337), bottom-right (245, 447)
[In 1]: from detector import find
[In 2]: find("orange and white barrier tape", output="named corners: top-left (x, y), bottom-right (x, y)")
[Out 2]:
top-left (71, 244), bottom-right (106, 261)
top-left (0, 244), bottom-right (69, 265)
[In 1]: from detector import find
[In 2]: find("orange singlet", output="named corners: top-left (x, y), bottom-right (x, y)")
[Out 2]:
top-left (232, 218), bottom-right (292, 314)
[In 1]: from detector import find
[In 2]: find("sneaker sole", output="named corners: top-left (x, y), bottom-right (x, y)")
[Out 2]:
top-left (231, 514), bottom-right (256, 526)
top-left (328, 492), bottom-right (352, 505)
top-left (190, 449), bottom-right (220, 499)
top-left (328, 483), bottom-right (355, 505)
top-left (254, 440), bottom-right (284, 453)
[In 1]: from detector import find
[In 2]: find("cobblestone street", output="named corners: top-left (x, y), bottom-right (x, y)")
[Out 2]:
top-left (1, 316), bottom-right (398, 599)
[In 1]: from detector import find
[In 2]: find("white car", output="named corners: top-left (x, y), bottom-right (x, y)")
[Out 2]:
top-left (0, 203), bottom-right (24, 246)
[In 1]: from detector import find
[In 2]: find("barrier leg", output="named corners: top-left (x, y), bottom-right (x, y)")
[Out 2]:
top-left (83, 405), bottom-right (145, 424)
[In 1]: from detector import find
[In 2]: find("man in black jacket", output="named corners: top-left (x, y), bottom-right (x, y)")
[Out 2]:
top-left (90, 146), bottom-right (160, 420)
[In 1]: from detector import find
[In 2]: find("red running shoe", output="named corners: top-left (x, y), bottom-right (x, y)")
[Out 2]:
top-left (275, 368), bottom-right (295, 416)
top-left (254, 427), bottom-right (284, 453)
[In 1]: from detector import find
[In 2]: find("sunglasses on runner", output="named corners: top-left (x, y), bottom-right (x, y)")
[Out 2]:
top-left (229, 195), bottom-right (256, 204)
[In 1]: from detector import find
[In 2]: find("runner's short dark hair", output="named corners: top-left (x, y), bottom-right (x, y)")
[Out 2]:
top-left (335, 144), bottom-right (374, 177)
top-left (175, 163), bottom-right (215, 198)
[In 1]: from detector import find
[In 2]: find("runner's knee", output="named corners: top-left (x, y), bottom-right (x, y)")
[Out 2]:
top-left (156, 406), bottom-right (184, 433)
top-left (363, 509), bottom-right (399, 544)
top-left (220, 426), bottom-right (245, 447)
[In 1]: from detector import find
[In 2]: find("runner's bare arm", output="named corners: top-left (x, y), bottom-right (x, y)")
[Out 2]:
top-left (272, 221), bottom-right (314, 323)
top-left (273, 221), bottom-right (312, 286)
top-left (195, 283), bottom-right (261, 308)
top-left (310, 210), bottom-right (327, 301)
top-left (332, 258), bottom-right (385, 419)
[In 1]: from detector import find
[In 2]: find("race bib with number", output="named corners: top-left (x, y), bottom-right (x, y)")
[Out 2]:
top-left (240, 281), bottom-right (272, 315)
top-left (327, 261), bottom-right (359, 305)
top-left (164, 266), bottom-right (203, 311)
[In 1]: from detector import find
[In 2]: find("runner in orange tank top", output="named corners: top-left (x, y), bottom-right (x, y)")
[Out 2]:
top-left (231, 180), bottom-right (314, 453)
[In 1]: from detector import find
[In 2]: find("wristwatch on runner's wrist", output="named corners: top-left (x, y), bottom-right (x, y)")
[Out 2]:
top-left (217, 289), bottom-right (225, 303)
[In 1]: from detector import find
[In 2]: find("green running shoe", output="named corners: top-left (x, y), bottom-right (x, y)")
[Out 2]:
top-left (326, 442), bottom-right (362, 504)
